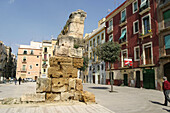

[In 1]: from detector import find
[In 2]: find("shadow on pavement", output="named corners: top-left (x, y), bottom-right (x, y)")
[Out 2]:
top-left (149, 100), bottom-right (164, 106)
top-left (162, 108), bottom-right (170, 112)
top-left (88, 87), bottom-right (109, 89)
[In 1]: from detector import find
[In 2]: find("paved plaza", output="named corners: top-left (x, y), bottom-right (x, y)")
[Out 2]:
top-left (0, 82), bottom-right (170, 113)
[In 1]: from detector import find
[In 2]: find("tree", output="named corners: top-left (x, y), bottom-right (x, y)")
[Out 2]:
top-left (96, 41), bottom-right (121, 92)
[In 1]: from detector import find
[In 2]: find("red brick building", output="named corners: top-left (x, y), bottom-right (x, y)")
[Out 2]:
top-left (105, 0), bottom-right (160, 89)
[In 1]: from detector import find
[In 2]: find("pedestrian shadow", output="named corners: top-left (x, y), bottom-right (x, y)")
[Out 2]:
top-left (88, 87), bottom-right (109, 89)
top-left (149, 100), bottom-right (164, 106)
top-left (162, 108), bottom-right (170, 112)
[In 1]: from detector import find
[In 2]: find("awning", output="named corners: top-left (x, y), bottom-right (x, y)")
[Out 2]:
top-left (140, 0), bottom-right (147, 8)
top-left (119, 30), bottom-right (126, 40)
top-left (165, 35), bottom-right (170, 49)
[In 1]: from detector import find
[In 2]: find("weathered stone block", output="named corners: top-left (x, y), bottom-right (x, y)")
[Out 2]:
top-left (49, 57), bottom-right (59, 67)
top-left (52, 78), bottom-right (69, 92)
top-left (73, 58), bottom-right (83, 68)
top-left (82, 91), bottom-right (95, 103)
top-left (46, 93), bottom-right (60, 101)
top-left (21, 93), bottom-right (45, 102)
top-left (76, 79), bottom-right (83, 91)
top-left (36, 78), bottom-right (51, 93)
top-left (48, 68), bottom-right (64, 78)
top-left (74, 91), bottom-right (83, 101)
top-left (61, 92), bottom-right (74, 101)
top-left (61, 65), bottom-right (78, 78)
top-left (68, 78), bottom-right (76, 90)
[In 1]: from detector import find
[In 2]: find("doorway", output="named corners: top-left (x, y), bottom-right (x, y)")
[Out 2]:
top-left (164, 62), bottom-right (170, 82)
top-left (98, 75), bottom-right (100, 84)
top-left (124, 74), bottom-right (128, 86)
top-left (136, 71), bottom-right (140, 88)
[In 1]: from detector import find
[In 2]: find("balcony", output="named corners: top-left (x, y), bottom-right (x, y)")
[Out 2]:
top-left (120, 41), bottom-right (128, 46)
top-left (159, 0), bottom-right (170, 9)
top-left (20, 68), bottom-right (27, 72)
top-left (22, 60), bottom-right (27, 63)
top-left (42, 58), bottom-right (48, 61)
top-left (107, 26), bottom-right (113, 34)
top-left (42, 64), bottom-right (48, 68)
top-left (119, 18), bottom-right (127, 27)
top-left (139, 27), bottom-right (153, 39)
top-left (139, 0), bottom-right (150, 15)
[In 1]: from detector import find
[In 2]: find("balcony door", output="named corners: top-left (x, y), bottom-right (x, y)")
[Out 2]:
top-left (144, 44), bottom-right (152, 65)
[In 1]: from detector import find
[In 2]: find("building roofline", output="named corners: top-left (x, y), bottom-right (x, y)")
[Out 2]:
top-left (106, 1), bottom-right (127, 19)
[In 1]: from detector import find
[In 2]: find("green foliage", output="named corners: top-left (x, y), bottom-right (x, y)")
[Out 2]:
top-left (80, 56), bottom-right (89, 71)
top-left (74, 44), bottom-right (79, 49)
top-left (96, 41), bottom-right (121, 63)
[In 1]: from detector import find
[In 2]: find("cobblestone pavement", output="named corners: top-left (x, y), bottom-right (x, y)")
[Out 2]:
top-left (83, 83), bottom-right (170, 113)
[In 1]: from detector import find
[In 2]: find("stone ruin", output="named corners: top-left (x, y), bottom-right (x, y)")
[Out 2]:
top-left (20, 9), bottom-right (95, 104)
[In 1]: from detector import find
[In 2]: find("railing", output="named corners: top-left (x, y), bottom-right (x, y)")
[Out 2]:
top-left (139, 24), bottom-right (152, 36)
top-left (42, 58), bottom-right (48, 61)
top-left (164, 20), bottom-right (170, 28)
top-left (139, 0), bottom-right (150, 13)
top-left (22, 59), bottom-right (27, 63)
top-left (160, 0), bottom-right (170, 5)
top-left (21, 68), bottom-right (27, 72)
top-left (42, 64), bottom-right (48, 68)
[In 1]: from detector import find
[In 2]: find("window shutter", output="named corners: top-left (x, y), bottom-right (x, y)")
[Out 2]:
top-left (164, 35), bottom-right (170, 49)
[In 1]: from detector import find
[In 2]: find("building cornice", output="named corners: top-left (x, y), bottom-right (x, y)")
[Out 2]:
top-left (106, 0), bottom-right (135, 22)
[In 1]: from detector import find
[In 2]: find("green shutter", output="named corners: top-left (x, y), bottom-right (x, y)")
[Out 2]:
top-left (163, 10), bottom-right (170, 22)
top-left (164, 35), bottom-right (170, 49)
top-left (119, 29), bottom-right (126, 40)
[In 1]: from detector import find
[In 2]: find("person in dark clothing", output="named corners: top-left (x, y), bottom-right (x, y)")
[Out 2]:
top-left (19, 77), bottom-right (22, 85)
top-left (14, 78), bottom-right (17, 85)
top-left (163, 76), bottom-right (170, 106)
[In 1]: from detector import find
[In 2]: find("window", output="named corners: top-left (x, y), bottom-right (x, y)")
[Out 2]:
top-left (93, 39), bottom-right (95, 47)
top-left (134, 46), bottom-right (140, 61)
top-left (164, 35), bottom-right (170, 55)
top-left (143, 42), bottom-right (153, 65)
top-left (49, 54), bottom-right (51, 57)
top-left (44, 54), bottom-right (47, 59)
top-left (93, 51), bottom-right (95, 61)
top-left (28, 72), bottom-right (30, 74)
top-left (23, 50), bottom-right (27, 55)
top-left (30, 65), bottom-right (32, 69)
top-left (109, 19), bottom-right (113, 27)
top-left (109, 34), bottom-right (113, 42)
top-left (97, 36), bottom-right (100, 44)
top-left (44, 47), bottom-right (47, 52)
top-left (142, 14), bottom-right (151, 35)
top-left (98, 65), bottom-right (100, 71)
top-left (30, 50), bottom-right (34, 55)
top-left (43, 61), bottom-right (46, 64)
top-left (36, 64), bottom-right (38, 66)
top-left (101, 33), bottom-right (104, 40)
top-left (140, 0), bottom-right (147, 8)
top-left (90, 52), bottom-right (92, 60)
top-left (133, 0), bottom-right (138, 13)
top-left (22, 65), bottom-right (26, 71)
top-left (89, 66), bottom-right (91, 71)
top-left (37, 56), bottom-right (39, 58)
top-left (121, 9), bottom-right (126, 23)
top-left (119, 27), bottom-right (127, 43)
top-left (133, 20), bottom-right (139, 34)
top-left (90, 41), bottom-right (92, 47)
top-left (101, 64), bottom-right (104, 70)
top-left (44, 69), bottom-right (46, 72)
top-left (121, 49), bottom-right (128, 67)
top-left (163, 10), bottom-right (170, 28)
top-left (23, 56), bottom-right (26, 62)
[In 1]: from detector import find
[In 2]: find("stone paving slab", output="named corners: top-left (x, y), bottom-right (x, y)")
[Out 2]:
top-left (0, 104), bottom-right (114, 113)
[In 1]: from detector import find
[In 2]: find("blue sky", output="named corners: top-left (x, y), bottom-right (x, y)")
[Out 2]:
top-left (0, 0), bottom-right (125, 55)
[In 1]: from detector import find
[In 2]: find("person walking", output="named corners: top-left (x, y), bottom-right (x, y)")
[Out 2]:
top-left (19, 77), bottom-right (22, 85)
top-left (14, 77), bottom-right (17, 85)
top-left (162, 76), bottom-right (170, 106)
